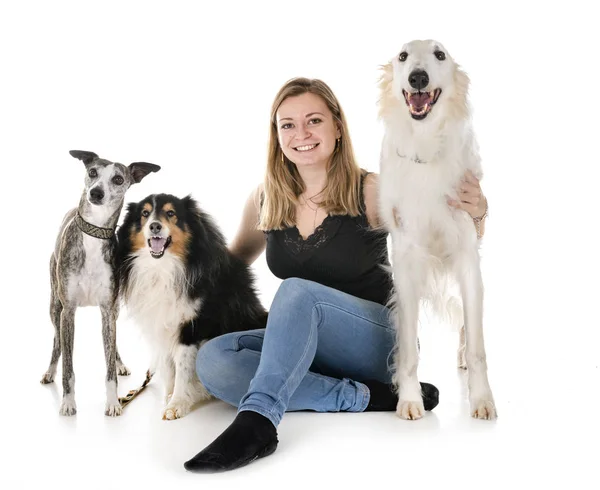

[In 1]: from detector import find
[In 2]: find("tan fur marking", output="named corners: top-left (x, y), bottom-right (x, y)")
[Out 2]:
top-left (130, 228), bottom-right (146, 252)
top-left (131, 203), bottom-right (153, 251)
top-left (161, 203), bottom-right (189, 259)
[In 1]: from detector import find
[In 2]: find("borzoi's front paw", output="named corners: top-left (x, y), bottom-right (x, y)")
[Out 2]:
top-left (59, 398), bottom-right (77, 416)
top-left (470, 399), bottom-right (497, 420)
top-left (162, 400), bottom-right (191, 420)
top-left (396, 400), bottom-right (425, 420)
top-left (105, 403), bottom-right (123, 417)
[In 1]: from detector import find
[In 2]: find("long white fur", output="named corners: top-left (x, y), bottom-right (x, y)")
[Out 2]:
top-left (123, 209), bottom-right (211, 420)
top-left (378, 40), bottom-right (496, 420)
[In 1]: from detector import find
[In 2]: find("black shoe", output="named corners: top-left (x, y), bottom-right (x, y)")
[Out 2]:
top-left (363, 380), bottom-right (439, 412)
top-left (183, 410), bottom-right (278, 473)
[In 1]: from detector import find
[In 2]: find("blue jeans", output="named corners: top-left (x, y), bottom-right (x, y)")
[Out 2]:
top-left (196, 278), bottom-right (396, 427)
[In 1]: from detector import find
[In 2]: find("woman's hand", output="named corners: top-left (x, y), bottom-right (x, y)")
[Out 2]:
top-left (447, 170), bottom-right (487, 219)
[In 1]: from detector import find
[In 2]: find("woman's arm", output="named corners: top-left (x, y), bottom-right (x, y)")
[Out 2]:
top-left (229, 184), bottom-right (267, 265)
top-left (363, 172), bottom-right (382, 229)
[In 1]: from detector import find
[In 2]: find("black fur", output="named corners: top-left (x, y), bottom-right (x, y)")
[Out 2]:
top-left (116, 193), bottom-right (267, 345)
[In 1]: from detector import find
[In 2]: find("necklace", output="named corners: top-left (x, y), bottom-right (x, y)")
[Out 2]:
top-left (300, 191), bottom-right (322, 233)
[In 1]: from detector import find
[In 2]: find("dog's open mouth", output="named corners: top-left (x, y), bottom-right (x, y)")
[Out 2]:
top-left (148, 236), bottom-right (172, 258)
top-left (402, 89), bottom-right (442, 120)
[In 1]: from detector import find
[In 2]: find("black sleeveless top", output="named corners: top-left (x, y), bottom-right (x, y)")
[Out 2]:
top-left (264, 173), bottom-right (393, 306)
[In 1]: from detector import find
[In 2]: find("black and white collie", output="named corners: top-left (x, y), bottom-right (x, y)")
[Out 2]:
top-left (116, 194), bottom-right (267, 420)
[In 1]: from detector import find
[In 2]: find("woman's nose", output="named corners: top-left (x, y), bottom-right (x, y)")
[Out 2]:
top-left (295, 124), bottom-right (311, 139)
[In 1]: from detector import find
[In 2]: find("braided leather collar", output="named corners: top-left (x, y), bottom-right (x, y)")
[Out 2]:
top-left (75, 213), bottom-right (116, 239)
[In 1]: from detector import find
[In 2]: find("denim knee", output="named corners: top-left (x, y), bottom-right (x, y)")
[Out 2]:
top-left (196, 335), bottom-right (231, 397)
top-left (274, 277), bottom-right (319, 308)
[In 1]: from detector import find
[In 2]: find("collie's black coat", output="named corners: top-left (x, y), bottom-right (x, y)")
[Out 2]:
top-left (116, 194), bottom-right (267, 345)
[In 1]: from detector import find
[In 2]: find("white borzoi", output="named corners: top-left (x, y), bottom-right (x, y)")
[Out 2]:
top-left (378, 40), bottom-right (497, 420)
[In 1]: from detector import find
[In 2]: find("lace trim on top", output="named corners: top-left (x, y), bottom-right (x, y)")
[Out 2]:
top-left (280, 215), bottom-right (342, 255)
top-left (264, 171), bottom-right (370, 255)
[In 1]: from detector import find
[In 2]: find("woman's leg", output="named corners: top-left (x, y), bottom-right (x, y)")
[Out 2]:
top-left (185, 278), bottom-right (437, 472)
top-left (197, 277), bottom-right (398, 420)
top-left (236, 277), bottom-right (398, 426)
top-left (197, 328), bottom-right (371, 414)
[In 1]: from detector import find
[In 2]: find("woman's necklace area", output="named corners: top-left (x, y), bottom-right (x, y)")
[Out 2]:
top-left (301, 191), bottom-right (323, 233)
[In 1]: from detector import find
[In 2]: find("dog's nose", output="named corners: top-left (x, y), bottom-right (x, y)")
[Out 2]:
top-left (89, 187), bottom-right (104, 202)
top-left (149, 222), bottom-right (162, 234)
top-left (409, 70), bottom-right (429, 90)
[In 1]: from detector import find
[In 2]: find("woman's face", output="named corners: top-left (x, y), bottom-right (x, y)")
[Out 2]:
top-left (276, 92), bottom-right (341, 169)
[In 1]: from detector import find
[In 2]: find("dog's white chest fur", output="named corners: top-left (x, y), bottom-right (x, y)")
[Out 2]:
top-left (124, 252), bottom-right (201, 349)
top-left (379, 122), bottom-right (479, 255)
top-left (68, 234), bottom-right (113, 307)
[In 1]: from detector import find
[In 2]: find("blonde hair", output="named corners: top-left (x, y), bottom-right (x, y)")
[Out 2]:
top-left (258, 77), bottom-right (364, 231)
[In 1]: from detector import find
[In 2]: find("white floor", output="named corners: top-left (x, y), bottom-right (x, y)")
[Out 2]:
top-left (3, 282), bottom-right (598, 490)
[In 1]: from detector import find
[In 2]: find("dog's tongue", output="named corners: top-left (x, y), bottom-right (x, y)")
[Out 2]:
top-left (150, 237), bottom-right (166, 253)
top-left (409, 92), bottom-right (431, 109)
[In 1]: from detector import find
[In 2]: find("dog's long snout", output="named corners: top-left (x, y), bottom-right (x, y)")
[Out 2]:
top-left (89, 187), bottom-right (105, 204)
top-left (409, 70), bottom-right (429, 90)
top-left (149, 221), bottom-right (162, 235)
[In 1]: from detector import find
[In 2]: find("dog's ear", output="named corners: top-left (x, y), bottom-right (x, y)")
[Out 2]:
top-left (128, 162), bottom-right (161, 184)
top-left (181, 194), bottom-right (199, 211)
top-left (70, 150), bottom-right (99, 165)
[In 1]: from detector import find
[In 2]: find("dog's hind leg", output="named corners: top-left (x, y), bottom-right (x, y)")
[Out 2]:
top-left (42, 260), bottom-right (63, 384)
top-left (59, 305), bottom-right (77, 416)
top-left (162, 344), bottom-right (210, 420)
top-left (112, 304), bottom-right (130, 376)
top-left (391, 243), bottom-right (427, 420)
top-left (101, 304), bottom-right (122, 417)
top-left (115, 348), bottom-right (131, 376)
top-left (454, 251), bottom-right (497, 419)
top-left (457, 324), bottom-right (467, 370)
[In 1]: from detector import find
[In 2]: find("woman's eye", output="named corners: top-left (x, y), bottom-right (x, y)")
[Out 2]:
top-left (89, 169), bottom-right (97, 178)
top-left (166, 210), bottom-right (175, 218)
top-left (281, 123), bottom-right (292, 130)
top-left (113, 176), bottom-right (124, 185)
top-left (308, 118), bottom-right (322, 125)
top-left (141, 210), bottom-right (150, 218)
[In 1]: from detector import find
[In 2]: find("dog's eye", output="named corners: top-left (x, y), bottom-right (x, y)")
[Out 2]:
top-left (398, 52), bottom-right (408, 62)
top-left (88, 168), bottom-right (97, 178)
top-left (141, 210), bottom-right (150, 218)
top-left (113, 176), bottom-right (124, 185)
top-left (435, 51), bottom-right (446, 61)
top-left (166, 210), bottom-right (176, 218)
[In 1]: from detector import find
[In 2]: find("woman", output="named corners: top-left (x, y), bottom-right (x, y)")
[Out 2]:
top-left (184, 78), bottom-right (488, 472)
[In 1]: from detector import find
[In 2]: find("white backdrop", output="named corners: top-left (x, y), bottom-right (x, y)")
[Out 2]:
top-left (1, 1), bottom-right (599, 489)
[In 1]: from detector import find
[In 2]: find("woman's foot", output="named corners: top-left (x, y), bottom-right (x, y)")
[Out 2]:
top-left (363, 380), bottom-right (439, 412)
top-left (183, 410), bottom-right (278, 473)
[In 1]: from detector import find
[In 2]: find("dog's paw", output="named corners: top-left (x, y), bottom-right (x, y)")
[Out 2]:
top-left (396, 400), bottom-right (424, 420)
top-left (117, 363), bottom-right (131, 376)
top-left (105, 403), bottom-right (123, 417)
top-left (40, 372), bottom-right (55, 384)
top-left (470, 399), bottom-right (497, 420)
top-left (162, 401), bottom-right (191, 420)
top-left (59, 398), bottom-right (77, 416)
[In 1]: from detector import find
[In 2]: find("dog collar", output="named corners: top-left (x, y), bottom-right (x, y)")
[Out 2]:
top-left (396, 149), bottom-right (427, 164)
top-left (75, 213), bottom-right (116, 239)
